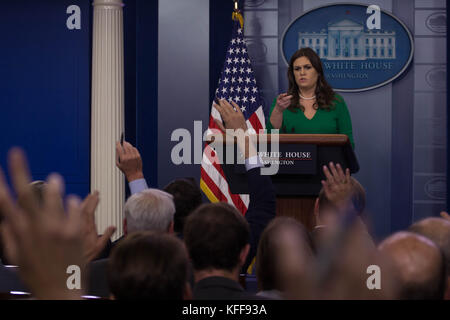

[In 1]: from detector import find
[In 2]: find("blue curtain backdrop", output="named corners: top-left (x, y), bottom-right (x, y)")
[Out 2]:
top-left (0, 0), bottom-right (91, 197)
top-left (0, 0), bottom-right (158, 199)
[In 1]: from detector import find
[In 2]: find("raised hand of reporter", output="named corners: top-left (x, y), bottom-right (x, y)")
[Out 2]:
top-left (213, 99), bottom-right (248, 132)
top-left (321, 162), bottom-right (352, 210)
top-left (115, 141), bottom-right (144, 182)
top-left (213, 99), bottom-right (257, 160)
top-left (0, 148), bottom-right (85, 299)
top-left (80, 191), bottom-right (116, 263)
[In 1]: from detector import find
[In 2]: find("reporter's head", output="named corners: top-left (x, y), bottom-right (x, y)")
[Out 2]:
top-left (409, 217), bottom-right (450, 299)
top-left (184, 202), bottom-right (250, 274)
top-left (378, 231), bottom-right (446, 300)
top-left (108, 231), bottom-right (190, 300)
top-left (123, 189), bottom-right (175, 234)
top-left (163, 177), bottom-right (202, 235)
top-left (256, 217), bottom-right (315, 295)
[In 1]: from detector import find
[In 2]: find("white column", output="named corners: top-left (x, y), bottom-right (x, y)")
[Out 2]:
top-left (91, 0), bottom-right (125, 240)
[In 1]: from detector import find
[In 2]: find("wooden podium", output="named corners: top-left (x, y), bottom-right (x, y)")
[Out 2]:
top-left (219, 134), bottom-right (359, 231)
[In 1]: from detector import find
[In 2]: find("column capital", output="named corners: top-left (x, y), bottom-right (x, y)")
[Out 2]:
top-left (93, 0), bottom-right (124, 8)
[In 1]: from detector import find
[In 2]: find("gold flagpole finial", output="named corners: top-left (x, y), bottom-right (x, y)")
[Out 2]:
top-left (232, 0), bottom-right (244, 29)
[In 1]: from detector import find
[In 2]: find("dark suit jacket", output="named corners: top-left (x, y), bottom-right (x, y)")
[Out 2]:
top-left (88, 257), bottom-right (196, 299)
top-left (0, 264), bottom-right (28, 293)
top-left (193, 276), bottom-right (264, 300)
top-left (242, 167), bottom-right (276, 272)
top-left (87, 258), bottom-right (110, 298)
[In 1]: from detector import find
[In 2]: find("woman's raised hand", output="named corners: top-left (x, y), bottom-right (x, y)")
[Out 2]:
top-left (275, 93), bottom-right (293, 111)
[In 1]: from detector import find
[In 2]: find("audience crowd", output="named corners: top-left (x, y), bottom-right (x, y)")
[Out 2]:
top-left (0, 99), bottom-right (449, 300)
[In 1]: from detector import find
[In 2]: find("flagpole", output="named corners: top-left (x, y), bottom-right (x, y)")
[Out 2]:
top-left (201, 0), bottom-right (265, 214)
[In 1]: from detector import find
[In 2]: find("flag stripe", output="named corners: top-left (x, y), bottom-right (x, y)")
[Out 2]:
top-left (200, 178), bottom-right (220, 203)
top-left (201, 158), bottom-right (233, 204)
top-left (248, 112), bottom-right (262, 132)
top-left (202, 144), bottom-right (248, 212)
top-left (200, 170), bottom-right (223, 203)
top-left (256, 107), bottom-right (266, 130)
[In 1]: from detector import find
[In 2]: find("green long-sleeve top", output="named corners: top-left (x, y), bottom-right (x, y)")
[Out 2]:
top-left (266, 94), bottom-right (355, 149)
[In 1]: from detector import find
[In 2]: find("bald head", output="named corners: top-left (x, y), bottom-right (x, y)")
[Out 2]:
top-left (378, 231), bottom-right (445, 299)
top-left (409, 217), bottom-right (450, 275)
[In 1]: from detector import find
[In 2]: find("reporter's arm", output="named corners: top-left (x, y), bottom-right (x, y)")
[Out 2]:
top-left (243, 165), bottom-right (276, 272)
top-left (129, 178), bottom-right (149, 195)
top-left (242, 138), bottom-right (276, 271)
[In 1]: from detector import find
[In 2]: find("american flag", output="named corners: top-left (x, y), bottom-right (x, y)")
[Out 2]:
top-left (200, 18), bottom-right (266, 215)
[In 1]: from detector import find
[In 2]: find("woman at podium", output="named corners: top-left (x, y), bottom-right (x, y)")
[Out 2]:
top-left (267, 48), bottom-right (355, 149)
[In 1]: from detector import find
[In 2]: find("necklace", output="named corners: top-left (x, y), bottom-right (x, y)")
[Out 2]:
top-left (299, 93), bottom-right (316, 100)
